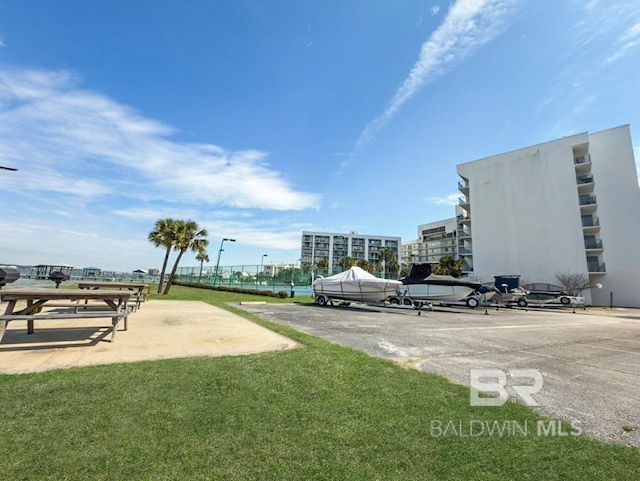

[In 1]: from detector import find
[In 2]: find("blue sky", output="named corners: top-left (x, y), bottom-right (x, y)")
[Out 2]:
top-left (1, 0), bottom-right (639, 272)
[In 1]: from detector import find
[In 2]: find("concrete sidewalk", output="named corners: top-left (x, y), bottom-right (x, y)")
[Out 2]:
top-left (0, 300), bottom-right (298, 374)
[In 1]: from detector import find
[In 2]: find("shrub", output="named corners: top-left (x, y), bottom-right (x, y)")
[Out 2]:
top-left (173, 281), bottom-right (281, 298)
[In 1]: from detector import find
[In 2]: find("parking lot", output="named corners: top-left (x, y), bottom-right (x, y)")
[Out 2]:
top-left (237, 302), bottom-right (640, 448)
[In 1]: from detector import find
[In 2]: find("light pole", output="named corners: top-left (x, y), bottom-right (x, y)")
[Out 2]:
top-left (290, 258), bottom-right (301, 298)
top-left (214, 238), bottom-right (235, 286)
top-left (259, 254), bottom-right (268, 286)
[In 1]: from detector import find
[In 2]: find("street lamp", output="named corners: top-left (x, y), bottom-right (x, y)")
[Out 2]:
top-left (214, 238), bottom-right (235, 287)
top-left (259, 254), bottom-right (268, 285)
top-left (290, 258), bottom-right (302, 298)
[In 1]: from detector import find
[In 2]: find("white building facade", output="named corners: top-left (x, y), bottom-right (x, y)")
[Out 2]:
top-left (456, 124), bottom-right (640, 307)
top-left (401, 217), bottom-right (459, 266)
top-left (301, 231), bottom-right (401, 270)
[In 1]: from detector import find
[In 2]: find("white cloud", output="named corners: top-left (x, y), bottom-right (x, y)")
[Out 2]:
top-left (0, 65), bottom-right (322, 271)
top-left (569, 0), bottom-right (640, 61)
top-left (0, 67), bottom-right (320, 211)
top-left (426, 193), bottom-right (460, 206)
top-left (354, 0), bottom-right (520, 151)
top-left (604, 21), bottom-right (640, 63)
top-left (431, 6), bottom-right (441, 16)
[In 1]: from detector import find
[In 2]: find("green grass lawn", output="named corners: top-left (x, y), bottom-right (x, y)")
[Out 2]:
top-left (1, 286), bottom-right (638, 480)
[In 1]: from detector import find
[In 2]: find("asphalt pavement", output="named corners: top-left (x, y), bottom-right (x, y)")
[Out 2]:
top-left (236, 301), bottom-right (640, 448)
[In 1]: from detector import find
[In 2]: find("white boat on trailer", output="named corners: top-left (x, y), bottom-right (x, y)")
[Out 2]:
top-left (391, 274), bottom-right (483, 307)
top-left (312, 266), bottom-right (403, 306)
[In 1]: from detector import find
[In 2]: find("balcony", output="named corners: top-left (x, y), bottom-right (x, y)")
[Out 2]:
top-left (582, 217), bottom-right (600, 229)
top-left (579, 195), bottom-right (597, 208)
top-left (574, 154), bottom-right (591, 165)
top-left (587, 262), bottom-right (606, 273)
top-left (458, 247), bottom-right (473, 254)
top-left (457, 230), bottom-right (472, 238)
top-left (458, 180), bottom-right (469, 193)
top-left (584, 239), bottom-right (603, 250)
top-left (576, 174), bottom-right (594, 185)
top-left (459, 197), bottom-right (470, 208)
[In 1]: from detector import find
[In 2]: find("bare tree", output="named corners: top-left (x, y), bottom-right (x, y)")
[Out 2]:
top-left (555, 272), bottom-right (592, 296)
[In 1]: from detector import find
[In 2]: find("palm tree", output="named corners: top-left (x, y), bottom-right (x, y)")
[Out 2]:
top-left (339, 256), bottom-right (356, 270)
top-left (356, 259), bottom-right (371, 272)
top-left (196, 248), bottom-right (210, 284)
top-left (378, 248), bottom-right (399, 278)
top-left (148, 218), bottom-right (179, 294)
top-left (163, 221), bottom-right (209, 295)
top-left (317, 258), bottom-right (329, 268)
top-left (432, 256), bottom-right (465, 277)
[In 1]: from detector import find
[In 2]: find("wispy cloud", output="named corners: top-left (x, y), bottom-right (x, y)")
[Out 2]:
top-left (0, 66), bottom-right (322, 270)
top-left (604, 21), bottom-right (640, 63)
top-left (539, 1), bottom-right (640, 139)
top-left (0, 67), bottom-right (321, 211)
top-left (352, 0), bottom-right (520, 153)
top-left (569, 0), bottom-right (640, 62)
top-left (431, 6), bottom-right (441, 16)
top-left (426, 193), bottom-right (460, 206)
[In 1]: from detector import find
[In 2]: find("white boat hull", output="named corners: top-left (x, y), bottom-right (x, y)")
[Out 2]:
top-left (398, 283), bottom-right (476, 303)
top-left (313, 278), bottom-right (402, 303)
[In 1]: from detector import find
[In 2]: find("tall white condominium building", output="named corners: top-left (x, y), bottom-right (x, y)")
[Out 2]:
top-left (456, 124), bottom-right (640, 307)
top-left (401, 217), bottom-right (459, 266)
top-left (301, 231), bottom-right (401, 270)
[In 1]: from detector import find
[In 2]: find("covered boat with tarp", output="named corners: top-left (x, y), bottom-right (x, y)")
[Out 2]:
top-left (312, 266), bottom-right (402, 306)
top-left (399, 274), bottom-right (482, 303)
top-left (390, 263), bottom-right (482, 306)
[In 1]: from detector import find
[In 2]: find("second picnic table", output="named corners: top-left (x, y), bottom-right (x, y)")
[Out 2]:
top-left (77, 281), bottom-right (149, 310)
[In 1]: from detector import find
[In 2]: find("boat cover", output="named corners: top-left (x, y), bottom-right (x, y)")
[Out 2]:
top-left (313, 266), bottom-right (402, 303)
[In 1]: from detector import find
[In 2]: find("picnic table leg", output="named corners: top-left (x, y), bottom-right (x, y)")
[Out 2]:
top-left (110, 316), bottom-right (117, 342)
top-left (27, 300), bottom-right (35, 334)
top-left (1, 300), bottom-right (17, 342)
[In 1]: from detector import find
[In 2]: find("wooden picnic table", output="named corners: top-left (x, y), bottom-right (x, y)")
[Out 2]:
top-left (0, 288), bottom-right (132, 343)
top-left (77, 281), bottom-right (149, 310)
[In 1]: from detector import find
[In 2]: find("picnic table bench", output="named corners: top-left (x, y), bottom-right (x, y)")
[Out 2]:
top-left (77, 281), bottom-right (149, 310)
top-left (0, 288), bottom-right (132, 343)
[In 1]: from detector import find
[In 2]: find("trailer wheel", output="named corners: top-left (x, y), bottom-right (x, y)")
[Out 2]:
top-left (389, 297), bottom-right (400, 305)
top-left (560, 296), bottom-right (571, 305)
top-left (317, 295), bottom-right (328, 306)
top-left (517, 298), bottom-right (528, 308)
top-left (403, 298), bottom-right (413, 306)
top-left (466, 297), bottom-right (480, 308)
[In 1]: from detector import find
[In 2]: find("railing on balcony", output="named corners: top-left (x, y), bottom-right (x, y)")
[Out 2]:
top-left (458, 247), bottom-right (473, 254)
top-left (579, 195), bottom-right (597, 206)
top-left (582, 217), bottom-right (600, 227)
top-left (584, 239), bottom-right (603, 249)
top-left (587, 262), bottom-right (606, 273)
top-left (459, 197), bottom-right (469, 206)
top-left (574, 153), bottom-right (591, 165)
top-left (458, 180), bottom-right (469, 190)
top-left (576, 174), bottom-right (594, 185)
top-left (457, 230), bottom-right (471, 238)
